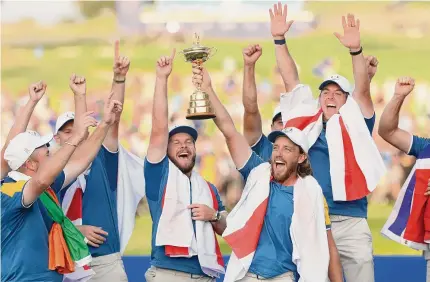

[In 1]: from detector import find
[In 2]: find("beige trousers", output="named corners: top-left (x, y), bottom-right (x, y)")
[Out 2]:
top-left (89, 252), bottom-right (128, 282)
top-left (237, 272), bottom-right (294, 282)
top-left (330, 215), bottom-right (374, 282)
top-left (144, 266), bottom-right (215, 282)
top-left (424, 250), bottom-right (430, 282)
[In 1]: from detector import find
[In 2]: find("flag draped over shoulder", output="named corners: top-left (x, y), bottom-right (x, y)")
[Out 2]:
top-left (381, 145), bottom-right (430, 250)
top-left (40, 188), bottom-right (91, 273)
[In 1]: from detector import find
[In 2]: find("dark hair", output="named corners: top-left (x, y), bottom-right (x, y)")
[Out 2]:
top-left (297, 147), bottom-right (312, 177)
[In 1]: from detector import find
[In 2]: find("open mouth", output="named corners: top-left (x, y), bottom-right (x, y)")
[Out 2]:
top-left (275, 160), bottom-right (286, 169)
top-left (327, 103), bottom-right (337, 109)
top-left (178, 152), bottom-right (189, 160)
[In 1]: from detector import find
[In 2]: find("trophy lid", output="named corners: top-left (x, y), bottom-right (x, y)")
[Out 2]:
top-left (182, 33), bottom-right (211, 53)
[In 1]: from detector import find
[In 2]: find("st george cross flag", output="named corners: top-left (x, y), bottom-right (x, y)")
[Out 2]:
top-left (381, 145), bottom-right (430, 250)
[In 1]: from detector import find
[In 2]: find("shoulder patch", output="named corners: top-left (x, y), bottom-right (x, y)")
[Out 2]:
top-left (1, 180), bottom-right (26, 197)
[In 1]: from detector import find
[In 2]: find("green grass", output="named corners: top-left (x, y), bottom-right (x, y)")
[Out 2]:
top-left (124, 204), bottom-right (421, 256)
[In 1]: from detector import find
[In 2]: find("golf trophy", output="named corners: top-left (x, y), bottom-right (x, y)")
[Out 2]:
top-left (180, 33), bottom-right (217, 120)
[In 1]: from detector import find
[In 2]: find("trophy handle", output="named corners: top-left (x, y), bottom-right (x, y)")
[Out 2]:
top-left (208, 47), bottom-right (217, 58)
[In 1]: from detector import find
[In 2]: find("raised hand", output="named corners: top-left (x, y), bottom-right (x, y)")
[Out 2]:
top-left (243, 44), bottom-right (262, 66)
top-left (28, 81), bottom-right (47, 102)
top-left (69, 74), bottom-right (86, 96)
top-left (102, 91), bottom-right (123, 125)
top-left (113, 40), bottom-right (130, 79)
top-left (366, 56), bottom-right (379, 81)
top-left (191, 63), bottom-right (211, 91)
top-left (156, 49), bottom-right (176, 79)
top-left (269, 2), bottom-right (294, 39)
top-left (334, 14), bottom-right (361, 50)
top-left (73, 111), bottom-right (97, 143)
top-left (394, 77), bottom-right (415, 97)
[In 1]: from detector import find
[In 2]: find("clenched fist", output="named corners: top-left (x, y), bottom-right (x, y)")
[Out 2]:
top-left (394, 77), bottom-right (415, 97)
top-left (28, 81), bottom-right (47, 102)
top-left (366, 56), bottom-right (379, 81)
top-left (243, 44), bottom-right (262, 66)
top-left (69, 74), bottom-right (86, 96)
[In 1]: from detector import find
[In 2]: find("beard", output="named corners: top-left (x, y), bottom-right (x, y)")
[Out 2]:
top-left (170, 154), bottom-right (196, 175)
top-left (270, 160), bottom-right (297, 184)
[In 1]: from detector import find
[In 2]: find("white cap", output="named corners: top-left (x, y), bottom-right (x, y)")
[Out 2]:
top-left (272, 105), bottom-right (282, 122)
top-left (4, 131), bottom-right (53, 170)
top-left (319, 74), bottom-right (352, 94)
top-left (267, 127), bottom-right (309, 153)
top-left (55, 111), bottom-right (75, 134)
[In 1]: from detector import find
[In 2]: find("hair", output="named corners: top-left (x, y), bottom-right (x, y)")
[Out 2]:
top-left (297, 147), bottom-right (313, 178)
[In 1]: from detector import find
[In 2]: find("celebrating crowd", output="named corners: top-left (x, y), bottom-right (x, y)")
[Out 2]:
top-left (1, 2), bottom-right (430, 282)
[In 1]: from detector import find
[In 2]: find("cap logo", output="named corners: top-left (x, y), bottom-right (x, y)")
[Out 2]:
top-left (283, 128), bottom-right (293, 133)
top-left (27, 130), bottom-right (39, 137)
top-left (24, 148), bottom-right (31, 154)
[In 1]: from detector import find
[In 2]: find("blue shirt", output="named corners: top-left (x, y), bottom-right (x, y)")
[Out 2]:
top-left (252, 115), bottom-right (376, 218)
top-left (144, 156), bottom-right (225, 276)
top-left (408, 135), bottom-right (430, 158)
top-left (81, 146), bottom-right (120, 257)
top-left (238, 152), bottom-right (296, 278)
top-left (1, 172), bottom-right (66, 282)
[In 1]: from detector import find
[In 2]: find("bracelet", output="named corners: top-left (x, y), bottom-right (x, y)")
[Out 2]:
top-left (350, 47), bottom-right (363, 56)
top-left (274, 38), bottom-right (286, 45)
top-left (114, 78), bottom-right (126, 84)
top-left (65, 141), bottom-right (77, 147)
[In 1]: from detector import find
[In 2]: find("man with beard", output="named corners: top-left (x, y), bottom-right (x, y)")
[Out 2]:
top-left (191, 65), bottom-right (329, 282)
top-left (143, 50), bottom-right (227, 282)
top-left (378, 77), bottom-right (430, 282)
top-left (241, 43), bottom-right (343, 282)
top-left (263, 3), bottom-right (385, 282)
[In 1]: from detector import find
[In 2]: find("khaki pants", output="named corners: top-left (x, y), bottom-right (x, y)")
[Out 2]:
top-left (330, 215), bottom-right (374, 282)
top-left (89, 252), bottom-right (128, 282)
top-left (145, 266), bottom-right (215, 282)
top-left (238, 272), bottom-right (294, 281)
top-left (424, 250), bottom-right (430, 282)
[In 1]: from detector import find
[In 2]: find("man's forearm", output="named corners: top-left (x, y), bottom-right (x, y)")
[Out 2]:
top-left (274, 40), bottom-right (300, 92)
top-left (151, 77), bottom-right (169, 135)
top-left (243, 65), bottom-right (263, 144)
top-left (351, 52), bottom-right (370, 96)
top-left (242, 65), bottom-right (259, 114)
top-left (207, 87), bottom-right (238, 139)
top-left (74, 94), bottom-right (87, 118)
top-left (379, 95), bottom-right (405, 136)
top-left (5, 100), bottom-right (37, 144)
top-left (69, 122), bottom-right (110, 165)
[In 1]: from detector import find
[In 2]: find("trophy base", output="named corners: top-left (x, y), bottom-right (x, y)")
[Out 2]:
top-left (186, 107), bottom-right (216, 120)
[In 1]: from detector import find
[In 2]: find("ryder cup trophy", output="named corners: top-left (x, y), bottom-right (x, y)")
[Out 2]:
top-left (181, 33), bottom-right (217, 120)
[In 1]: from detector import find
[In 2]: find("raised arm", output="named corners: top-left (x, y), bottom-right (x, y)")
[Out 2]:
top-left (192, 64), bottom-right (251, 169)
top-left (242, 44), bottom-right (263, 146)
top-left (270, 2), bottom-right (299, 92)
top-left (104, 40), bottom-right (130, 152)
top-left (334, 14), bottom-right (373, 117)
top-left (23, 113), bottom-right (93, 206)
top-left (378, 77), bottom-right (415, 153)
top-left (146, 49), bottom-right (176, 163)
top-left (1, 82), bottom-right (46, 178)
top-left (63, 92), bottom-right (123, 186)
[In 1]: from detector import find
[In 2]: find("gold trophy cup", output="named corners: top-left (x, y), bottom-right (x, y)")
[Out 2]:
top-left (180, 33), bottom-right (217, 120)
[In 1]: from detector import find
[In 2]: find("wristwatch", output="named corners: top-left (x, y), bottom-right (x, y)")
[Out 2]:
top-left (210, 211), bottom-right (221, 222)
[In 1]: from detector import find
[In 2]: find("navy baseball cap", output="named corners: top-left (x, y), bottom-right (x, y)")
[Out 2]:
top-left (168, 125), bottom-right (198, 141)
